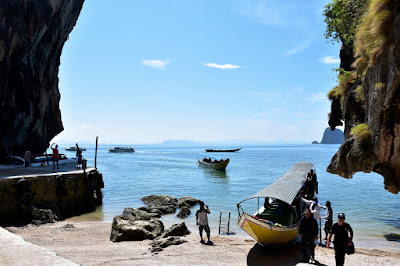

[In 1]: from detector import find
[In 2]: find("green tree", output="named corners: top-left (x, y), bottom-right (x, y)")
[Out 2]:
top-left (323, 0), bottom-right (368, 47)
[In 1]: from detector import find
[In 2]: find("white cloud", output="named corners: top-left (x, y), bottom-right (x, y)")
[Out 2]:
top-left (204, 63), bottom-right (241, 69)
top-left (142, 59), bottom-right (170, 70)
top-left (284, 39), bottom-right (312, 56)
top-left (289, 126), bottom-right (297, 130)
top-left (320, 56), bottom-right (340, 64)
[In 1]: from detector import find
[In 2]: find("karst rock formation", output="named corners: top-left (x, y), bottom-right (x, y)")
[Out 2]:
top-left (327, 0), bottom-right (400, 193)
top-left (0, 0), bottom-right (84, 157)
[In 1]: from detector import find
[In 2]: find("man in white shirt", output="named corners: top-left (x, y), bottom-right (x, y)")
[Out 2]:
top-left (301, 196), bottom-right (325, 222)
top-left (195, 201), bottom-right (212, 245)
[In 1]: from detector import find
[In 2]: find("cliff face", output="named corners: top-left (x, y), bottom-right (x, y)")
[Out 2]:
top-left (0, 0), bottom-right (85, 157)
top-left (327, 0), bottom-right (400, 193)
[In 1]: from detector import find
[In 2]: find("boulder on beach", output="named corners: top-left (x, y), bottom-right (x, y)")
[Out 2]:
top-left (110, 215), bottom-right (164, 242)
top-left (137, 207), bottom-right (162, 218)
top-left (150, 236), bottom-right (187, 253)
top-left (177, 207), bottom-right (191, 218)
top-left (160, 221), bottom-right (191, 238)
top-left (31, 208), bottom-right (59, 226)
top-left (121, 208), bottom-right (152, 221)
top-left (177, 196), bottom-right (200, 207)
top-left (141, 195), bottom-right (178, 208)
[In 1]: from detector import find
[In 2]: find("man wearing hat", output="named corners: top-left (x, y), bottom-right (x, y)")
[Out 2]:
top-left (326, 213), bottom-right (354, 266)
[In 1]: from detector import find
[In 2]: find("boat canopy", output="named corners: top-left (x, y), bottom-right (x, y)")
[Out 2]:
top-left (240, 162), bottom-right (313, 205)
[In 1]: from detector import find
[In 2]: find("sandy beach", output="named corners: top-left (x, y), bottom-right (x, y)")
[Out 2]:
top-left (4, 220), bottom-right (400, 265)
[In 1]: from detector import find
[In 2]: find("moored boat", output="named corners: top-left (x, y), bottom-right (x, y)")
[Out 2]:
top-left (205, 147), bottom-right (242, 152)
top-left (198, 157), bottom-right (230, 171)
top-left (237, 162), bottom-right (313, 246)
top-left (108, 147), bottom-right (135, 153)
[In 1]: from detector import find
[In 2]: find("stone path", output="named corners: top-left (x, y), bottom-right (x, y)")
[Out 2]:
top-left (0, 227), bottom-right (78, 266)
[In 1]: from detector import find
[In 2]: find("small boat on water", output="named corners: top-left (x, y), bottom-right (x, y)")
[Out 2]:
top-left (237, 162), bottom-right (313, 246)
top-left (198, 157), bottom-right (230, 171)
top-left (108, 147), bottom-right (135, 153)
top-left (65, 146), bottom-right (86, 151)
top-left (205, 147), bottom-right (242, 152)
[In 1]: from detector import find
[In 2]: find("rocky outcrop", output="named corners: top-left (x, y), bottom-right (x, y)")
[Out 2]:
top-left (141, 195), bottom-right (199, 215)
top-left (111, 196), bottom-right (199, 244)
top-left (177, 207), bottom-right (191, 218)
top-left (159, 221), bottom-right (191, 238)
top-left (110, 215), bottom-right (164, 242)
top-left (319, 128), bottom-right (344, 144)
top-left (0, 0), bottom-right (85, 157)
top-left (110, 210), bottom-right (190, 243)
top-left (327, 0), bottom-right (400, 193)
top-left (150, 237), bottom-right (187, 253)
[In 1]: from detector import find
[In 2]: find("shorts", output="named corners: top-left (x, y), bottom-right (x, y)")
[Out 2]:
top-left (324, 221), bottom-right (333, 232)
top-left (198, 224), bottom-right (210, 235)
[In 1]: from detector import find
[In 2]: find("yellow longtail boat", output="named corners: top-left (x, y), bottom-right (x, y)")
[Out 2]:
top-left (237, 162), bottom-right (313, 246)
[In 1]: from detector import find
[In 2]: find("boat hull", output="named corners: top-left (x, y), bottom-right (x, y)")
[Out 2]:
top-left (205, 148), bottom-right (241, 152)
top-left (198, 158), bottom-right (229, 170)
top-left (108, 149), bottom-right (134, 153)
top-left (66, 148), bottom-right (86, 151)
top-left (238, 213), bottom-right (299, 246)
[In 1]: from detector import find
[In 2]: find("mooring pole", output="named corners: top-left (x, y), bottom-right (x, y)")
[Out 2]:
top-left (319, 217), bottom-right (322, 246)
top-left (95, 136), bottom-right (98, 169)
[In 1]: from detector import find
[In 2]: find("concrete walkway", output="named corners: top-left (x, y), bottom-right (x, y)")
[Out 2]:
top-left (0, 166), bottom-right (95, 180)
top-left (0, 227), bottom-right (78, 266)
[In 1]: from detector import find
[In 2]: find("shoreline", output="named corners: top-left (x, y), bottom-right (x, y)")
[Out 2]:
top-left (4, 219), bottom-right (400, 265)
top-left (66, 208), bottom-right (400, 252)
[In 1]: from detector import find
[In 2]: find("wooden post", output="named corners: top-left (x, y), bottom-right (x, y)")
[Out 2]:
top-left (95, 136), bottom-right (98, 169)
top-left (319, 217), bottom-right (322, 246)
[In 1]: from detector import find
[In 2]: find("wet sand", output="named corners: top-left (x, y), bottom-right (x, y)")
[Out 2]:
top-left (5, 220), bottom-right (400, 265)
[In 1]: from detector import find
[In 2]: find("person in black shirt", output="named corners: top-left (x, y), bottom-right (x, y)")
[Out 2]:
top-left (326, 213), bottom-right (353, 266)
top-left (299, 208), bottom-right (319, 263)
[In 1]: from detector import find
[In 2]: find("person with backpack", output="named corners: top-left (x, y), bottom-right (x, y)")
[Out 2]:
top-left (326, 213), bottom-right (354, 266)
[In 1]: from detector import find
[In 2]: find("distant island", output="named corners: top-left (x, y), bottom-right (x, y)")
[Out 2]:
top-left (312, 128), bottom-right (344, 144)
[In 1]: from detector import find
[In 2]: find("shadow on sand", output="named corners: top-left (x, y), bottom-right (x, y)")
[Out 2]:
top-left (247, 243), bottom-right (328, 266)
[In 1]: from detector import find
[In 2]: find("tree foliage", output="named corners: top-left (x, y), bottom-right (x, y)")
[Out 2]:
top-left (323, 0), bottom-right (368, 46)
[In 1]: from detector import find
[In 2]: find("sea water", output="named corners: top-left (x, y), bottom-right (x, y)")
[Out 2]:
top-left (64, 144), bottom-right (400, 250)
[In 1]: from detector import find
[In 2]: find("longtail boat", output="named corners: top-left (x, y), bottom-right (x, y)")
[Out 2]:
top-left (198, 157), bottom-right (230, 171)
top-left (237, 162), bottom-right (313, 246)
top-left (205, 148), bottom-right (241, 152)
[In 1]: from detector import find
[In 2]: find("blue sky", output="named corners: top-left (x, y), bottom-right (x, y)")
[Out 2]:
top-left (55, 0), bottom-right (341, 144)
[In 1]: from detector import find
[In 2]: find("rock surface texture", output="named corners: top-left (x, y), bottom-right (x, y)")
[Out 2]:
top-left (327, 0), bottom-right (400, 193)
top-left (110, 214), bottom-right (164, 242)
top-left (0, 0), bottom-right (85, 157)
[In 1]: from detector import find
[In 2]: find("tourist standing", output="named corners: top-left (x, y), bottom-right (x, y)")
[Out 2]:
top-left (24, 150), bottom-right (32, 167)
top-left (299, 208), bottom-right (319, 263)
top-left (301, 196), bottom-right (322, 222)
top-left (195, 201), bottom-right (212, 245)
top-left (326, 213), bottom-right (353, 266)
top-left (323, 201), bottom-right (333, 240)
top-left (51, 143), bottom-right (59, 169)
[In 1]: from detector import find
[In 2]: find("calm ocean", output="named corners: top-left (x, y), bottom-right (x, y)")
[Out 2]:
top-left (64, 144), bottom-right (400, 250)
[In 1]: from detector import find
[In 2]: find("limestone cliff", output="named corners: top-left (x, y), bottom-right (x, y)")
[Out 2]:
top-left (327, 0), bottom-right (400, 193)
top-left (0, 0), bottom-right (85, 157)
